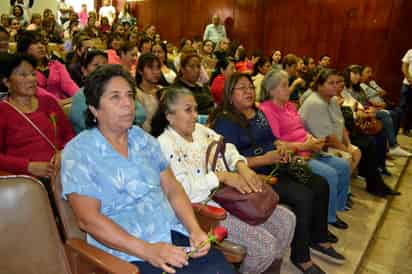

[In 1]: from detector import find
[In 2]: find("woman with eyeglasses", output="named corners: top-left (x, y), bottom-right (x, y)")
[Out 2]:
top-left (211, 72), bottom-right (344, 274)
top-left (16, 30), bottom-right (79, 99)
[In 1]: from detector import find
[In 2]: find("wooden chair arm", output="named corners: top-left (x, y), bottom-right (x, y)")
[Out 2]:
top-left (65, 239), bottom-right (139, 274)
top-left (215, 240), bottom-right (247, 264)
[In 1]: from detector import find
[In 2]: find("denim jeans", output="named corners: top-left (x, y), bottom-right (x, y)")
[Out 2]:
top-left (308, 155), bottom-right (351, 223)
top-left (376, 109), bottom-right (397, 147)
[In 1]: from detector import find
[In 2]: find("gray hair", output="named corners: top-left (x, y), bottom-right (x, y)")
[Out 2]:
top-left (161, 86), bottom-right (194, 114)
top-left (260, 69), bottom-right (289, 101)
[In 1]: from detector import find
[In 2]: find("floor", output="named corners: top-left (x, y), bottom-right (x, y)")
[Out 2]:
top-left (281, 135), bottom-right (412, 274)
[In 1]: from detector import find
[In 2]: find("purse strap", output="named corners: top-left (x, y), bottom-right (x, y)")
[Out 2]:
top-left (3, 100), bottom-right (58, 151)
top-left (205, 137), bottom-right (230, 173)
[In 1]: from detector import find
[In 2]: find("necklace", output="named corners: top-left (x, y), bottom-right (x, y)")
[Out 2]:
top-left (8, 96), bottom-right (37, 113)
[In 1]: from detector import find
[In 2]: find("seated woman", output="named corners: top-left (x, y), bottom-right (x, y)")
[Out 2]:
top-left (271, 50), bottom-right (282, 70)
top-left (252, 57), bottom-right (272, 102)
top-left (0, 53), bottom-right (74, 177)
top-left (212, 73), bottom-right (345, 274)
top-left (152, 42), bottom-right (177, 86)
top-left (199, 39), bottom-right (217, 77)
top-left (152, 86), bottom-right (296, 274)
top-left (69, 50), bottom-right (145, 133)
top-left (16, 30), bottom-right (79, 99)
top-left (343, 65), bottom-right (411, 157)
top-left (210, 57), bottom-right (236, 105)
top-left (61, 64), bottom-right (236, 274)
top-left (135, 53), bottom-right (162, 133)
top-left (173, 53), bottom-right (214, 115)
top-left (335, 72), bottom-right (401, 197)
top-left (259, 69), bottom-right (351, 228)
top-left (360, 65), bottom-right (402, 135)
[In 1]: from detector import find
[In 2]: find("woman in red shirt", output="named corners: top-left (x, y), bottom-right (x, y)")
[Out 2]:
top-left (0, 53), bottom-right (74, 177)
top-left (210, 57), bottom-right (236, 105)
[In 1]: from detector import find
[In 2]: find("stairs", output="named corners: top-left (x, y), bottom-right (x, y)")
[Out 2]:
top-left (281, 136), bottom-right (411, 274)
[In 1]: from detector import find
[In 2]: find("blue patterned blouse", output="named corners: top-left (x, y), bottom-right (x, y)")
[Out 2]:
top-left (61, 126), bottom-right (186, 262)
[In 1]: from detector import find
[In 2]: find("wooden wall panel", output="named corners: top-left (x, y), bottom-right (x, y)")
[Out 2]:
top-left (95, 0), bottom-right (412, 100)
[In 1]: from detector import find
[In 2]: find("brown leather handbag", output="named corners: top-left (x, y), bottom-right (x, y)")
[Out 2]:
top-left (206, 138), bottom-right (279, 226)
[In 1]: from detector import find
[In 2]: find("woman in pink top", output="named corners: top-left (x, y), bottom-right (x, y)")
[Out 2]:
top-left (17, 30), bottom-right (79, 99)
top-left (260, 69), bottom-right (351, 229)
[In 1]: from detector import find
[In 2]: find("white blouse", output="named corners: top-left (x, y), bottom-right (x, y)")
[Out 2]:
top-left (158, 124), bottom-right (247, 203)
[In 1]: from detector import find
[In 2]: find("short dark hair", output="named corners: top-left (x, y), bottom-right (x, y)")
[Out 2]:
top-left (80, 49), bottom-right (107, 69)
top-left (135, 52), bottom-right (160, 85)
top-left (16, 30), bottom-right (43, 53)
top-left (116, 41), bottom-right (137, 56)
top-left (0, 52), bottom-right (36, 79)
top-left (282, 53), bottom-right (298, 69)
top-left (252, 56), bottom-right (270, 76)
top-left (343, 64), bottom-right (362, 88)
top-left (138, 36), bottom-right (152, 52)
top-left (313, 68), bottom-right (338, 91)
top-left (83, 64), bottom-right (136, 128)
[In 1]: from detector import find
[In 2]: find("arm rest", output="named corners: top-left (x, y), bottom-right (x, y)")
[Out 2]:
top-left (65, 238), bottom-right (139, 274)
top-left (192, 203), bottom-right (227, 220)
top-left (193, 203), bottom-right (227, 232)
top-left (0, 170), bottom-right (12, 176)
top-left (215, 240), bottom-right (247, 264)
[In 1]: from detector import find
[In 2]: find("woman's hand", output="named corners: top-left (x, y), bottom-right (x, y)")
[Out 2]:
top-left (237, 162), bottom-right (263, 192)
top-left (263, 150), bottom-right (283, 164)
top-left (304, 136), bottom-right (325, 152)
top-left (144, 242), bottom-right (188, 274)
top-left (217, 172), bottom-right (253, 194)
top-left (28, 161), bottom-right (54, 178)
top-left (189, 229), bottom-right (210, 258)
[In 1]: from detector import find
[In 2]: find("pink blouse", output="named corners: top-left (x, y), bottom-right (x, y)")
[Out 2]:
top-left (36, 60), bottom-right (79, 99)
top-left (260, 101), bottom-right (311, 156)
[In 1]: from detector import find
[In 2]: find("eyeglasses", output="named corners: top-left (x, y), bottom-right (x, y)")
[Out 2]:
top-left (234, 85), bottom-right (255, 92)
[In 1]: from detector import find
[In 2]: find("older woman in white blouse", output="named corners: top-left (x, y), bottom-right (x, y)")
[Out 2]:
top-left (152, 86), bottom-right (296, 274)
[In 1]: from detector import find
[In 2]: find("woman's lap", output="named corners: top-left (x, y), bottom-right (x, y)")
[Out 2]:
top-left (131, 231), bottom-right (236, 274)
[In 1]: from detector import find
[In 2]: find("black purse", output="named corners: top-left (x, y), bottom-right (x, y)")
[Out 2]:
top-left (243, 125), bottom-right (312, 185)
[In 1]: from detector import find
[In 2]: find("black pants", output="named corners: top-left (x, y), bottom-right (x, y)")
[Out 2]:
top-left (351, 134), bottom-right (388, 193)
top-left (272, 173), bottom-right (329, 264)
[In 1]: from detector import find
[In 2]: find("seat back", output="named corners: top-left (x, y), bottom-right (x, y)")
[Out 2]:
top-left (0, 175), bottom-right (72, 274)
top-left (51, 169), bottom-right (86, 241)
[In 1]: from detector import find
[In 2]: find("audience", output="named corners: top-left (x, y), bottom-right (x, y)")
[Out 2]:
top-left (259, 69), bottom-right (351, 228)
top-left (0, 53), bottom-right (74, 177)
top-left (173, 53), bottom-right (214, 115)
top-left (211, 73), bottom-right (345, 274)
top-left (152, 42), bottom-right (177, 86)
top-left (17, 30), bottom-right (79, 99)
top-left (61, 64), bottom-right (236, 274)
top-left (252, 56), bottom-right (272, 102)
top-left (210, 57), bottom-right (236, 105)
top-left (135, 53), bottom-right (162, 133)
top-left (153, 86), bottom-right (296, 274)
top-left (1, 5), bottom-right (410, 273)
top-left (203, 14), bottom-right (227, 44)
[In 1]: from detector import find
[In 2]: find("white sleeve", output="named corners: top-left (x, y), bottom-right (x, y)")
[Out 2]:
top-left (402, 50), bottom-right (412, 63)
top-left (158, 132), bottom-right (220, 203)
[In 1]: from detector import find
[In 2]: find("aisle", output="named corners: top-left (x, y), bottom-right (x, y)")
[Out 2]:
top-left (281, 135), bottom-right (412, 274)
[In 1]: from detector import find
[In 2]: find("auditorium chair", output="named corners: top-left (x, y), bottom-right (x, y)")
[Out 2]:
top-left (0, 175), bottom-right (138, 274)
top-left (50, 168), bottom-right (246, 272)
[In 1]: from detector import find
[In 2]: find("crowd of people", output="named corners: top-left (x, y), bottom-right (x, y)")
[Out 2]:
top-left (1, 1), bottom-right (412, 274)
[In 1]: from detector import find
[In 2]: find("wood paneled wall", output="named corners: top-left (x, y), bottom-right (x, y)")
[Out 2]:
top-left (99, 0), bottom-right (412, 100)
